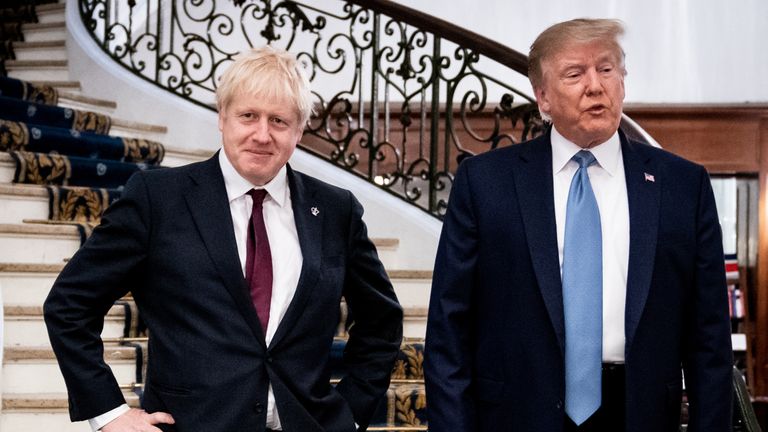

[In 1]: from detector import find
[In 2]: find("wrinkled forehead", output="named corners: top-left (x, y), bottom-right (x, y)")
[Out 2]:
top-left (542, 41), bottom-right (623, 71)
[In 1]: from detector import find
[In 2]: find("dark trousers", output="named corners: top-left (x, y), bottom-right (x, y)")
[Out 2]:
top-left (565, 364), bottom-right (626, 432)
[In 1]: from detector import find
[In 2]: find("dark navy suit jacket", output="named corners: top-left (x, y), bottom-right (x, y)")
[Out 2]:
top-left (424, 131), bottom-right (732, 432)
top-left (45, 154), bottom-right (403, 432)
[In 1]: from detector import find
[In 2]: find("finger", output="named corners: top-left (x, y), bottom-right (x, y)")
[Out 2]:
top-left (145, 411), bottom-right (176, 424)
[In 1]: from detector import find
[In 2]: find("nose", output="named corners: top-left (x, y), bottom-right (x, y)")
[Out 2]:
top-left (584, 69), bottom-right (604, 96)
top-left (250, 118), bottom-right (271, 143)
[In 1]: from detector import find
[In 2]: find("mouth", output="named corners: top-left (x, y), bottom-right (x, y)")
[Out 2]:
top-left (585, 104), bottom-right (607, 115)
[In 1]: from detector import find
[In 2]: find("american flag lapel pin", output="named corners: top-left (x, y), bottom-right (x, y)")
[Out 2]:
top-left (310, 206), bottom-right (320, 216)
top-left (644, 172), bottom-right (655, 183)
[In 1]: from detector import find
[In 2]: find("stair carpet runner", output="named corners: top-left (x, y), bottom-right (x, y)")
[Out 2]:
top-left (0, 58), bottom-right (427, 432)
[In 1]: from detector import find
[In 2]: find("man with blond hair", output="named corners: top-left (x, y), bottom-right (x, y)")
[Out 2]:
top-left (425, 18), bottom-right (732, 431)
top-left (45, 45), bottom-right (403, 432)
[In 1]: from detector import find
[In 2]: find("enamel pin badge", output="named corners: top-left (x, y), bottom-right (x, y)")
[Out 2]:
top-left (311, 207), bottom-right (320, 216)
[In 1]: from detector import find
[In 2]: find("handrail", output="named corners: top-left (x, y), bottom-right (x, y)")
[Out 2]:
top-left (346, 0), bottom-right (530, 75)
top-left (78, 0), bottom-right (650, 217)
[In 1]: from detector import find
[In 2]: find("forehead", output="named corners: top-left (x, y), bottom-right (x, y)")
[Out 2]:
top-left (226, 92), bottom-right (298, 117)
top-left (545, 41), bottom-right (620, 69)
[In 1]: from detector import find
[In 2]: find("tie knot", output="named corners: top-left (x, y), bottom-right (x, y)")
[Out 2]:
top-left (572, 150), bottom-right (597, 169)
top-left (247, 189), bottom-right (268, 206)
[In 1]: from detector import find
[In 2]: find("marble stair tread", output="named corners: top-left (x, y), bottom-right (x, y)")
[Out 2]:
top-left (0, 262), bottom-right (65, 273)
top-left (58, 90), bottom-right (118, 110)
top-left (34, 3), bottom-right (67, 14)
top-left (2, 392), bottom-right (139, 410)
top-left (20, 21), bottom-right (66, 32)
top-left (162, 145), bottom-right (215, 167)
top-left (27, 80), bottom-right (81, 91)
top-left (11, 40), bottom-right (66, 50)
top-left (4, 345), bottom-right (137, 362)
top-left (4, 304), bottom-right (126, 318)
top-left (0, 222), bottom-right (80, 237)
top-left (4, 59), bottom-right (67, 67)
top-left (110, 118), bottom-right (167, 134)
top-left (387, 270), bottom-right (432, 279)
top-left (0, 183), bottom-right (48, 197)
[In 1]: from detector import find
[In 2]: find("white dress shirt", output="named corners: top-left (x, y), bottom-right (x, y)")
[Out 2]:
top-left (551, 126), bottom-right (630, 363)
top-left (90, 151), bottom-right (302, 431)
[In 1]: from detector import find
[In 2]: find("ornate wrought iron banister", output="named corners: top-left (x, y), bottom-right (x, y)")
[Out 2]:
top-left (78, 0), bottom-right (575, 217)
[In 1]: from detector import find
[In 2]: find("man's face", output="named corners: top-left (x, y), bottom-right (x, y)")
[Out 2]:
top-left (218, 93), bottom-right (303, 186)
top-left (535, 41), bottom-right (625, 148)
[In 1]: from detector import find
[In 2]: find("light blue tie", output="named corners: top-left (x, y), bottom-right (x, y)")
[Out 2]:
top-left (562, 150), bottom-right (602, 425)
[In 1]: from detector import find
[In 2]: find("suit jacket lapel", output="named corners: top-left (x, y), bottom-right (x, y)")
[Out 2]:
top-left (622, 134), bottom-right (661, 352)
top-left (268, 166), bottom-right (322, 349)
top-left (184, 154), bottom-right (267, 348)
top-left (513, 134), bottom-right (565, 355)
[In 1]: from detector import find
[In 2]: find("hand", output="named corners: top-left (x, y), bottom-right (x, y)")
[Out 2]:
top-left (101, 408), bottom-right (175, 431)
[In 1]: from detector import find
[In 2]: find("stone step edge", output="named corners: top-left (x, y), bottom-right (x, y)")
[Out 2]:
top-left (59, 90), bottom-right (118, 110)
top-left (28, 80), bottom-right (80, 89)
top-left (11, 40), bottom-right (66, 49)
top-left (4, 345), bottom-right (138, 361)
top-left (2, 392), bottom-right (140, 410)
top-left (4, 60), bottom-right (67, 69)
top-left (21, 21), bottom-right (65, 31)
top-left (0, 222), bottom-right (80, 237)
top-left (35, 3), bottom-right (67, 13)
top-left (4, 304), bottom-right (128, 317)
top-left (0, 183), bottom-right (48, 198)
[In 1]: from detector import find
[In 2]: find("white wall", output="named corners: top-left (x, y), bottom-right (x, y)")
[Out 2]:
top-left (394, 0), bottom-right (768, 103)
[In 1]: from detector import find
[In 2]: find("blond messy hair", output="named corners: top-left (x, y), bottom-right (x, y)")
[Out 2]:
top-left (528, 18), bottom-right (627, 91)
top-left (216, 45), bottom-right (314, 127)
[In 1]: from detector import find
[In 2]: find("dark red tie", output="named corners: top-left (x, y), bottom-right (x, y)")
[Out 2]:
top-left (245, 189), bottom-right (272, 337)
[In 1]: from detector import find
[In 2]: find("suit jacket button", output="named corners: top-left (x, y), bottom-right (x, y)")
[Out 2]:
top-left (254, 403), bottom-right (263, 414)
top-left (266, 356), bottom-right (273, 364)
top-left (556, 400), bottom-right (563, 410)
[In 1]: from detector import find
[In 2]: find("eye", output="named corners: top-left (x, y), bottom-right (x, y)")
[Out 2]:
top-left (240, 112), bottom-right (255, 120)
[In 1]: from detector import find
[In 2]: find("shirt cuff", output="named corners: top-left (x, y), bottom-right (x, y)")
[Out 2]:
top-left (89, 404), bottom-right (130, 431)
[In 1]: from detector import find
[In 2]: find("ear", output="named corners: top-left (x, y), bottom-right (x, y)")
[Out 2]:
top-left (217, 110), bottom-right (225, 132)
top-left (534, 86), bottom-right (551, 117)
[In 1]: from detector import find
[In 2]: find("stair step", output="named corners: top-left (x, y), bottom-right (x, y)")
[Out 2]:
top-left (20, 21), bottom-right (66, 42)
top-left (3, 345), bottom-right (139, 394)
top-left (58, 90), bottom-right (117, 113)
top-left (109, 117), bottom-right (168, 141)
top-left (34, 3), bottom-right (67, 24)
top-left (403, 307), bottom-right (427, 338)
top-left (11, 40), bottom-right (67, 61)
top-left (162, 145), bottom-right (214, 168)
top-left (387, 270), bottom-right (432, 309)
top-left (0, 153), bottom-right (13, 183)
top-left (1, 392), bottom-right (139, 432)
top-left (0, 262), bottom-right (60, 306)
top-left (28, 80), bottom-right (81, 91)
top-left (4, 59), bottom-right (69, 82)
top-left (0, 223), bottom-right (80, 265)
top-left (3, 304), bottom-right (128, 347)
top-left (0, 184), bottom-right (49, 225)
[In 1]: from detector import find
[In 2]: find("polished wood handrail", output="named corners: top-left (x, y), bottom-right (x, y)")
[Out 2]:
top-left (348, 0), bottom-right (529, 74)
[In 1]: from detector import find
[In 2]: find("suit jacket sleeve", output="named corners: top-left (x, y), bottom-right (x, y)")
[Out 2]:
top-left (44, 172), bottom-right (151, 421)
top-left (335, 191), bottom-right (403, 429)
top-left (683, 167), bottom-right (733, 431)
top-left (424, 161), bottom-right (479, 432)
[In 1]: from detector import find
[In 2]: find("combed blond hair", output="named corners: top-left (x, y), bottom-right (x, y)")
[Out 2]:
top-left (216, 45), bottom-right (314, 127)
top-left (528, 18), bottom-right (626, 91)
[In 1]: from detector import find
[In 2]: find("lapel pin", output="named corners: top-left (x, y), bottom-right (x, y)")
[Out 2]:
top-left (310, 206), bottom-right (319, 216)
top-left (644, 172), bottom-right (655, 183)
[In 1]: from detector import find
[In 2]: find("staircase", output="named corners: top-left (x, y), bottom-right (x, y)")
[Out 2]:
top-left (0, 1), bottom-right (432, 430)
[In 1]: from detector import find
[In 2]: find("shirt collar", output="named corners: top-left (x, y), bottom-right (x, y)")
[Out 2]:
top-left (550, 125), bottom-right (622, 177)
top-left (218, 149), bottom-right (289, 208)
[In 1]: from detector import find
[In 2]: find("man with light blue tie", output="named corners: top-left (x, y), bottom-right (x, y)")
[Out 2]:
top-left (424, 18), bottom-right (732, 431)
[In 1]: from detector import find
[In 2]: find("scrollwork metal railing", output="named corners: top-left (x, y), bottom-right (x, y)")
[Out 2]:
top-left (79, 0), bottom-right (549, 217)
